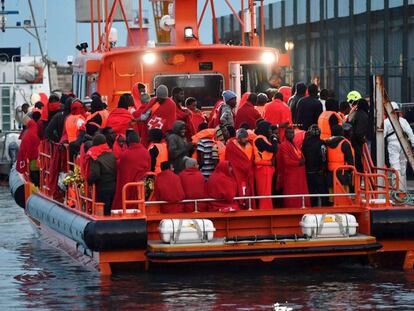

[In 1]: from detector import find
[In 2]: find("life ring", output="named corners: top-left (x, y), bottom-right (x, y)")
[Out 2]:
top-left (25, 63), bottom-right (44, 84)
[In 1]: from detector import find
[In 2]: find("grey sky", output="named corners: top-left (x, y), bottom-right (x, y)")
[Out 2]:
top-left (1, 0), bottom-right (274, 64)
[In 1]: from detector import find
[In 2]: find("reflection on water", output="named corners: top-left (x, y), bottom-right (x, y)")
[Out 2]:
top-left (1, 187), bottom-right (414, 310)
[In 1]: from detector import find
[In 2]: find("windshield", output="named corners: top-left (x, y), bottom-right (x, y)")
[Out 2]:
top-left (153, 73), bottom-right (224, 108)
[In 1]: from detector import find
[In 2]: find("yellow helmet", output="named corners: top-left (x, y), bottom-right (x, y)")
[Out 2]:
top-left (347, 90), bottom-right (362, 103)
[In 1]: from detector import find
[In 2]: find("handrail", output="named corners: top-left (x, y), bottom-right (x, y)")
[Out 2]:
top-left (121, 182), bottom-right (146, 215)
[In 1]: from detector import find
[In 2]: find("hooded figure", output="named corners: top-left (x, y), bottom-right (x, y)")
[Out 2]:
top-left (87, 134), bottom-right (117, 216)
top-left (179, 157), bottom-right (208, 212)
top-left (278, 128), bottom-right (310, 208)
top-left (112, 131), bottom-right (151, 210)
top-left (225, 128), bottom-right (255, 209)
top-left (106, 94), bottom-right (134, 135)
top-left (154, 162), bottom-right (186, 213)
top-left (253, 121), bottom-right (278, 209)
top-left (206, 161), bottom-right (238, 212)
top-left (166, 120), bottom-right (193, 173)
top-left (235, 93), bottom-right (262, 130)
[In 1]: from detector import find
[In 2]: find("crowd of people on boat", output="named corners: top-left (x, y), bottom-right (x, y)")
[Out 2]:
top-left (15, 80), bottom-right (413, 215)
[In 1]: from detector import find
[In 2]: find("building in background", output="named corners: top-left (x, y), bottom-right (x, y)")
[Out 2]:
top-left (217, 0), bottom-right (413, 102)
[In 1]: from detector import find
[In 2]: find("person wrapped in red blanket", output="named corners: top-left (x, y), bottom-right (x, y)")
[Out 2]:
top-left (106, 93), bottom-right (135, 135)
top-left (179, 157), bottom-right (208, 212)
top-left (278, 127), bottom-right (310, 208)
top-left (154, 161), bottom-right (185, 213)
top-left (206, 161), bottom-right (238, 212)
top-left (112, 131), bottom-right (151, 210)
top-left (16, 119), bottom-right (40, 186)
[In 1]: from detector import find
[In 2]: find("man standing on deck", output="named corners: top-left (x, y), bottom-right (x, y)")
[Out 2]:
top-left (288, 82), bottom-right (307, 123)
top-left (296, 84), bottom-right (323, 131)
top-left (384, 102), bottom-right (414, 192)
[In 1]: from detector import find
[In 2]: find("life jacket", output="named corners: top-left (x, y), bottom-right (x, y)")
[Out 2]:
top-left (86, 110), bottom-right (109, 128)
top-left (191, 128), bottom-right (215, 143)
top-left (65, 114), bottom-right (85, 143)
top-left (327, 138), bottom-right (355, 171)
top-left (149, 142), bottom-right (168, 174)
top-left (253, 135), bottom-right (274, 165)
top-left (318, 111), bottom-right (343, 140)
top-left (235, 141), bottom-right (253, 160)
top-left (216, 140), bottom-right (226, 161)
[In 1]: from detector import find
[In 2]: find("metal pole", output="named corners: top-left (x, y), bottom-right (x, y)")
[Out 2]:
top-left (374, 75), bottom-right (385, 169)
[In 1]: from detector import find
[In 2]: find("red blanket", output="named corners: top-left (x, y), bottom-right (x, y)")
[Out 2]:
top-left (145, 97), bottom-right (177, 134)
top-left (179, 167), bottom-right (208, 212)
top-left (112, 143), bottom-right (151, 209)
top-left (106, 108), bottom-right (133, 135)
top-left (176, 105), bottom-right (195, 140)
top-left (154, 170), bottom-right (185, 213)
top-left (235, 102), bottom-right (262, 130)
top-left (278, 141), bottom-right (309, 208)
top-left (263, 99), bottom-right (292, 141)
top-left (206, 161), bottom-right (238, 212)
top-left (189, 110), bottom-right (206, 132)
top-left (225, 139), bottom-right (255, 209)
top-left (16, 120), bottom-right (40, 174)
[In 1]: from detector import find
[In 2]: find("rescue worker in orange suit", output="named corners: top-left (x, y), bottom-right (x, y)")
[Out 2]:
top-left (325, 125), bottom-right (355, 200)
top-left (64, 99), bottom-right (86, 143)
top-left (278, 127), bottom-right (310, 208)
top-left (179, 157), bottom-right (208, 212)
top-left (172, 87), bottom-right (195, 139)
top-left (206, 160), bottom-right (238, 212)
top-left (263, 92), bottom-right (292, 142)
top-left (106, 93), bottom-right (135, 135)
top-left (318, 98), bottom-right (343, 140)
top-left (154, 161), bottom-right (186, 213)
top-left (235, 93), bottom-right (262, 130)
top-left (301, 124), bottom-right (329, 207)
top-left (253, 121), bottom-right (278, 210)
top-left (148, 128), bottom-right (168, 174)
top-left (112, 130), bottom-right (151, 210)
top-left (87, 134), bottom-right (117, 216)
top-left (225, 128), bottom-right (255, 209)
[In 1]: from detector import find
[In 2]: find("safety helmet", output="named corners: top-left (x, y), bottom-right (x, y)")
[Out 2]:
top-left (347, 90), bottom-right (362, 103)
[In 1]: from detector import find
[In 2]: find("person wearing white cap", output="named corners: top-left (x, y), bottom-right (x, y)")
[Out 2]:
top-left (384, 101), bottom-right (414, 192)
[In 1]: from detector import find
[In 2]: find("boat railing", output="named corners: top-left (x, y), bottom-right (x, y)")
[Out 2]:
top-left (144, 193), bottom-right (358, 213)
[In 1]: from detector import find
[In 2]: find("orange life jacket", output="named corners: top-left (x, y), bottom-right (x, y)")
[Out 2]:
top-left (235, 141), bottom-right (253, 160)
top-left (318, 111), bottom-right (343, 140)
top-left (253, 135), bottom-right (274, 165)
top-left (327, 138), bottom-right (355, 171)
top-left (65, 114), bottom-right (85, 143)
top-left (149, 142), bottom-right (168, 174)
top-left (86, 110), bottom-right (109, 128)
top-left (217, 140), bottom-right (226, 161)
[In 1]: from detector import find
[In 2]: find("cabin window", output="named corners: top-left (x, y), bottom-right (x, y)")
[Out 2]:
top-left (153, 73), bottom-right (224, 108)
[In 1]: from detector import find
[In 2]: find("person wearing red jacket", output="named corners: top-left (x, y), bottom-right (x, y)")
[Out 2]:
top-left (154, 161), bottom-right (186, 213)
top-left (179, 157), bottom-right (208, 212)
top-left (106, 93), bottom-right (135, 135)
top-left (235, 93), bottom-right (262, 130)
